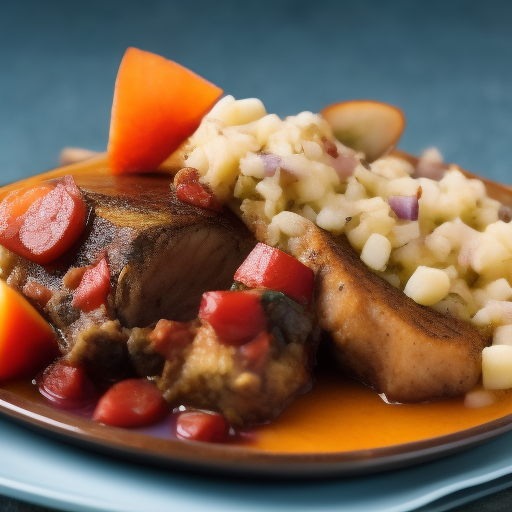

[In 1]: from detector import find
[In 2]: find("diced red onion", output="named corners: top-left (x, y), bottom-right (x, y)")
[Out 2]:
top-left (499, 205), bottom-right (512, 223)
top-left (258, 153), bottom-right (282, 177)
top-left (388, 195), bottom-right (419, 221)
top-left (413, 160), bottom-right (446, 181)
top-left (330, 154), bottom-right (358, 179)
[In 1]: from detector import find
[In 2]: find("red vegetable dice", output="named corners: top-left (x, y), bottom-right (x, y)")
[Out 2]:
top-left (198, 291), bottom-right (267, 345)
top-left (174, 167), bottom-right (222, 211)
top-left (72, 258), bottom-right (111, 312)
top-left (39, 361), bottom-right (95, 409)
top-left (0, 175), bottom-right (87, 265)
top-left (93, 378), bottom-right (167, 428)
top-left (234, 243), bottom-right (315, 305)
top-left (176, 410), bottom-right (229, 442)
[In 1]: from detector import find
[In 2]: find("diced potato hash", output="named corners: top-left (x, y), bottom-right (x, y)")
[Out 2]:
top-left (183, 96), bottom-right (512, 389)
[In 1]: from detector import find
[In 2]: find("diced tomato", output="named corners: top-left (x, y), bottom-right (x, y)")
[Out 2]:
top-left (198, 291), bottom-right (267, 345)
top-left (108, 47), bottom-right (223, 174)
top-left (72, 258), bottom-right (111, 312)
top-left (39, 360), bottom-right (96, 409)
top-left (176, 410), bottom-right (229, 442)
top-left (0, 175), bottom-right (87, 265)
top-left (234, 243), bottom-right (315, 306)
top-left (174, 167), bottom-right (222, 211)
top-left (149, 319), bottom-right (194, 360)
top-left (92, 378), bottom-right (167, 428)
top-left (0, 280), bottom-right (58, 381)
top-left (238, 331), bottom-right (271, 373)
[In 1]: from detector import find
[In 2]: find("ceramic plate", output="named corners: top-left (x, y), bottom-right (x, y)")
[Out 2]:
top-left (1, 379), bottom-right (512, 478)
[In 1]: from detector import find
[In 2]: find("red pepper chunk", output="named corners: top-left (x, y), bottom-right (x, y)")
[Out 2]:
top-left (174, 167), bottom-right (223, 212)
top-left (72, 258), bottom-right (111, 312)
top-left (198, 291), bottom-right (267, 345)
top-left (234, 243), bottom-right (315, 306)
top-left (0, 175), bottom-right (87, 265)
top-left (39, 361), bottom-right (96, 409)
top-left (93, 378), bottom-right (167, 428)
top-left (176, 410), bottom-right (229, 442)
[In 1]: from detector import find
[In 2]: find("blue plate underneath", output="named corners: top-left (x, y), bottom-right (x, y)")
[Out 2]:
top-left (1, 416), bottom-right (512, 512)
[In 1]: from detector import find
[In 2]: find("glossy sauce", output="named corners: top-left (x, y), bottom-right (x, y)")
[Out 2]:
top-left (1, 156), bottom-right (512, 454)
top-left (248, 372), bottom-right (512, 453)
top-left (2, 373), bottom-right (512, 454)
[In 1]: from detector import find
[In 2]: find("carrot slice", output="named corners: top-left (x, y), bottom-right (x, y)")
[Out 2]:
top-left (0, 280), bottom-right (57, 381)
top-left (108, 47), bottom-right (223, 174)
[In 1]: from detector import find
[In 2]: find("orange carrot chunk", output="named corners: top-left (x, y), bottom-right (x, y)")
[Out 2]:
top-left (0, 280), bottom-right (57, 381)
top-left (108, 47), bottom-right (223, 174)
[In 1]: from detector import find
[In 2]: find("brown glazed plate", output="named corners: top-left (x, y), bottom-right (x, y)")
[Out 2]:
top-left (1, 376), bottom-right (512, 478)
top-left (1, 155), bottom-right (512, 478)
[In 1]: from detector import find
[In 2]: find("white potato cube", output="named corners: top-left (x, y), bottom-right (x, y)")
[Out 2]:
top-left (482, 345), bottom-right (512, 389)
top-left (493, 325), bottom-right (512, 346)
top-left (360, 233), bottom-right (392, 271)
top-left (404, 266), bottom-right (450, 306)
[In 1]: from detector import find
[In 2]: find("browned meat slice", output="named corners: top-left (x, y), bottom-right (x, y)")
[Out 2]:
top-left (284, 219), bottom-right (491, 403)
top-left (128, 290), bottom-right (320, 425)
top-left (3, 172), bottom-right (256, 379)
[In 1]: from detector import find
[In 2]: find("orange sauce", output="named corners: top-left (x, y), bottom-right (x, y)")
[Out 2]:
top-left (2, 373), bottom-right (512, 454)
top-left (248, 373), bottom-right (512, 453)
top-left (2, 157), bottom-right (512, 454)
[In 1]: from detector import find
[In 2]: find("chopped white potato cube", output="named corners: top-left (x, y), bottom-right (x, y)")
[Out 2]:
top-left (493, 325), bottom-right (512, 346)
top-left (485, 278), bottom-right (512, 301)
top-left (404, 266), bottom-right (450, 306)
top-left (464, 390), bottom-right (495, 408)
top-left (360, 233), bottom-right (392, 271)
top-left (482, 345), bottom-right (512, 389)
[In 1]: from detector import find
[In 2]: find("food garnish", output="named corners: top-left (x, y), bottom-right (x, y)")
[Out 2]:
top-left (108, 47), bottom-right (223, 174)
top-left (92, 378), bottom-right (168, 428)
top-left (321, 100), bottom-right (405, 162)
top-left (234, 243), bottom-right (315, 306)
top-left (0, 175), bottom-right (86, 264)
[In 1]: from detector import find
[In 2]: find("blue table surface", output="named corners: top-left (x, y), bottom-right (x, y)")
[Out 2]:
top-left (0, 1), bottom-right (511, 511)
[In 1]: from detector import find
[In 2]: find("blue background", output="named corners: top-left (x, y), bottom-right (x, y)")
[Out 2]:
top-left (1, 0), bottom-right (511, 185)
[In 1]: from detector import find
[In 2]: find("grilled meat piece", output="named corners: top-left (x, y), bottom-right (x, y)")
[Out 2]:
top-left (130, 290), bottom-right (320, 426)
top-left (237, 204), bottom-right (490, 403)
top-left (3, 171), bottom-right (256, 379)
top-left (286, 219), bottom-right (491, 403)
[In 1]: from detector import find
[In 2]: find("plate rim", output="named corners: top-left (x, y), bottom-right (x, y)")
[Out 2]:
top-left (1, 385), bottom-right (512, 478)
